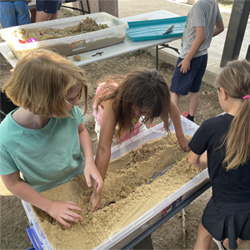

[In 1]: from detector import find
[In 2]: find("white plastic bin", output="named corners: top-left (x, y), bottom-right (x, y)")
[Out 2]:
top-left (0, 12), bottom-right (128, 59)
top-left (22, 117), bottom-right (209, 250)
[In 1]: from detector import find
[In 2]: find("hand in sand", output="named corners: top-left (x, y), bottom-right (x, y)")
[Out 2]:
top-left (47, 200), bottom-right (83, 227)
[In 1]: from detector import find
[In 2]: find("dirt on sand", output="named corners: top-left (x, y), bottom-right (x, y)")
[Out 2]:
top-left (1, 9), bottom-right (250, 250)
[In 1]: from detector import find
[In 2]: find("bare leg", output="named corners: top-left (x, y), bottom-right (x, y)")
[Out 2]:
top-left (30, 9), bottom-right (36, 23)
top-left (194, 223), bottom-right (213, 250)
top-left (223, 238), bottom-right (243, 250)
top-left (50, 13), bottom-right (59, 20)
top-left (189, 91), bottom-right (199, 117)
top-left (35, 11), bottom-right (58, 22)
top-left (35, 11), bottom-right (52, 22)
top-left (170, 92), bottom-right (179, 106)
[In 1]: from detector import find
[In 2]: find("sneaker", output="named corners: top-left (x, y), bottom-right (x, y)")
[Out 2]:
top-left (182, 111), bottom-right (194, 122)
top-left (213, 238), bottom-right (227, 250)
top-left (182, 111), bottom-right (189, 118)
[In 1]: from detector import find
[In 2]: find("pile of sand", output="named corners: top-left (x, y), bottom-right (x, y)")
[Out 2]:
top-left (33, 134), bottom-right (201, 249)
top-left (13, 17), bottom-right (108, 42)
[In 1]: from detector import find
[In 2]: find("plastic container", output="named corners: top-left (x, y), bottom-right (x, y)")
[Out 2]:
top-left (22, 117), bottom-right (209, 250)
top-left (0, 12), bottom-right (128, 59)
top-left (126, 16), bottom-right (187, 42)
top-left (22, 200), bottom-right (53, 250)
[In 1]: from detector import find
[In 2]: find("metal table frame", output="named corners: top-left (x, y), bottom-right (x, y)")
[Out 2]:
top-left (61, 0), bottom-right (90, 15)
top-left (156, 43), bottom-right (180, 69)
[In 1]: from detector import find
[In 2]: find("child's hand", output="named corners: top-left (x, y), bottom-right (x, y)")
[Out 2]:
top-left (84, 162), bottom-right (103, 193)
top-left (178, 58), bottom-right (190, 74)
top-left (188, 151), bottom-right (207, 171)
top-left (177, 135), bottom-right (190, 152)
top-left (89, 191), bottom-right (101, 214)
top-left (200, 151), bottom-right (207, 168)
top-left (47, 200), bottom-right (83, 227)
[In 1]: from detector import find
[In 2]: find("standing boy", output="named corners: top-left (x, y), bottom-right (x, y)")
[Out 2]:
top-left (170, 0), bottom-right (224, 122)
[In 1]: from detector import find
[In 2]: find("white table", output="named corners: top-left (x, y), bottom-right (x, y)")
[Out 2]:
top-left (0, 10), bottom-right (180, 68)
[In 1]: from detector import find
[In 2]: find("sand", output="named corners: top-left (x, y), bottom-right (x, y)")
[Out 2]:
top-left (32, 134), bottom-right (201, 249)
top-left (8, 16), bottom-right (125, 59)
top-left (13, 17), bottom-right (108, 42)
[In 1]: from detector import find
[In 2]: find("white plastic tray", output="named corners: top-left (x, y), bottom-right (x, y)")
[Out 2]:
top-left (22, 116), bottom-right (209, 250)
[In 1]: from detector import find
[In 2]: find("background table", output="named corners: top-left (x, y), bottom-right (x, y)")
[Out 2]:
top-left (0, 10), bottom-right (180, 68)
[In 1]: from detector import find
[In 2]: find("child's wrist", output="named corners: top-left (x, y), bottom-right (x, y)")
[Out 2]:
top-left (42, 198), bottom-right (54, 213)
top-left (176, 133), bottom-right (185, 139)
top-left (85, 158), bottom-right (95, 165)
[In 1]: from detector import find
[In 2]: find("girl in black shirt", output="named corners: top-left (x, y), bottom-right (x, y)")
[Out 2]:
top-left (188, 59), bottom-right (250, 250)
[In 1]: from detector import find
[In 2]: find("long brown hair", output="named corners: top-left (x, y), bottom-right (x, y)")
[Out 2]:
top-left (215, 59), bottom-right (250, 170)
top-left (94, 68), bottom-right (171, 140)
top-left (2, 49), bottom-right (88, 118)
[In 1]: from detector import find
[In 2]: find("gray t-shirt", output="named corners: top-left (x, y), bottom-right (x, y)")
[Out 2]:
top-left (180, 0), bottom-right (222, 58)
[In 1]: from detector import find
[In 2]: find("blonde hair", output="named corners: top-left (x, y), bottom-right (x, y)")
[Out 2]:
top-left (2, 49), bottom-right (88, 118)
top-left (215, 59), bottom-right (250, 170)
top-left (94, 68), bottom-right (171, 141)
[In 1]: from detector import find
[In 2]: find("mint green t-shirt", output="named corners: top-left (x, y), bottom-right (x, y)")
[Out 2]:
top-left (0, 106), bottom-right (84, 192)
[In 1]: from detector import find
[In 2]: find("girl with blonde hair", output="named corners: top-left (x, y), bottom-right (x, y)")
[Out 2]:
top-left (90, 68), bottom-right (190, 212)
top-left (0, 49), bottom-right (103, 227)
top-left (188, 59), bottom-right (250, 250)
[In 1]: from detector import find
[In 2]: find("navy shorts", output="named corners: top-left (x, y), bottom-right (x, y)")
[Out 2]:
top-left (170, 54), bottom-right (208, 95)
top-left (202, 197), bottom-right (250, 250)
top-left (36, 0), bottom-right (61, 14)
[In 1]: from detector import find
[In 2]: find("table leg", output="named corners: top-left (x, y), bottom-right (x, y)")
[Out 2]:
top-left (133, 234), bottom-right (153, 250)
top-left (156, 45), bottom-right (159, 70)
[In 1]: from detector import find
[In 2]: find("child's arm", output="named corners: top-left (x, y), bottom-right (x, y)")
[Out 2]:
top-left (169, 100), bottom-right (190, 151)
top-left (178, 26), bottom-right (205, 73)
top-left (188, 150), bottom-right (207, 171)
top-left (1, 172), bottom-right (83, 227)
top-left (89, 100), bottom-right (116, 213)
top-left (78, 123), bottom-right (103, 192)
top-left (213, 20), bottom-right (224, 37)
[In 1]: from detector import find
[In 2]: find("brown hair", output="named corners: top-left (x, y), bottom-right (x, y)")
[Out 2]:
top-left (94, 68), bottom-right (171, 140)
top-left (2, 49), bottom-right (88, 118)
top-left (215, 59), bottom-right (250, 170)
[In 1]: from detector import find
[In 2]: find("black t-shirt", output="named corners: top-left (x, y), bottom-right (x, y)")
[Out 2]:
top-left (189, 113), bottom-right (250, 203)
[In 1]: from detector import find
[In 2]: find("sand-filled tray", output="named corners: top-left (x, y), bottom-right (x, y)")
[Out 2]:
top-left (22, 118), bottom-right (209, 250)
top-left (0, 12), bottom-right (128, 59)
